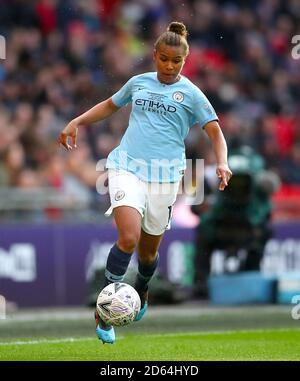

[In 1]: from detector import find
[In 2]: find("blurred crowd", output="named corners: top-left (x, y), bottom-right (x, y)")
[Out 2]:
top-left (0, 0), bottom-right (300, 221)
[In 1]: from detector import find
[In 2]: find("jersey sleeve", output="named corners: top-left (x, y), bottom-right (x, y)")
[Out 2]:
top-left (111, 76), bottom-right (135, 107)
top-left (192, 87), bottom-right (219, 129)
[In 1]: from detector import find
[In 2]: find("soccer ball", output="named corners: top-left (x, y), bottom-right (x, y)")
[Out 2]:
top-left (96, 282), bottom-right (141, 326)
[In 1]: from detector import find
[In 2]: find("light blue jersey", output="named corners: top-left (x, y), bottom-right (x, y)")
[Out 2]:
top-left (106, 72), bottom-right (218, 182)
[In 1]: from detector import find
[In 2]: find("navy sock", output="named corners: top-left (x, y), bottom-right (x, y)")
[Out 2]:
top-left (104, 243), bottom-right (132, 287)
top-left (134, 254), bottom-right (159, 292)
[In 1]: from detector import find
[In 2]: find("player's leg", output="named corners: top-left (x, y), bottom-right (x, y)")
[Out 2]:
top-left (105, 206), bottom-right (142, 286)
top-left (96, 206), bottom-right (142, 343)
top-left (134, 181), bottom-right (179, 321)
top-left (134, 229), bottom-right (164, 321)
top-left (96, 169), bottom-right (145, 343)
top-left (102, 169), bottom-right (145, 287)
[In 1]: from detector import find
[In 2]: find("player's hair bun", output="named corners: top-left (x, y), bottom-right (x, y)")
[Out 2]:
top-left (154, 20), bottom-right (189, 55)
top-left (167, 22), bottom-right (188, 39)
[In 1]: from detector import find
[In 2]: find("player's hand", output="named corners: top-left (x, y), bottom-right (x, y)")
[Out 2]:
top-left (216, 163), bottom-right (232, 191)
top-left (58, 121), bottom-right (78, 151)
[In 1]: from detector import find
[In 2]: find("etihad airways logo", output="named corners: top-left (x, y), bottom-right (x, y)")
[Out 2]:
top-left (135, 99), bottom-right (176, 113)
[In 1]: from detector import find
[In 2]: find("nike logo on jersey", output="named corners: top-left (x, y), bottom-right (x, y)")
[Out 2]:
top-left (133, 86), bottom-right (146, 92)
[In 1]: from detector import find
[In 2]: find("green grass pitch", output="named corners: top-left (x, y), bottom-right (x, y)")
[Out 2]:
top-left (0, 304), bottom-right (300, 361)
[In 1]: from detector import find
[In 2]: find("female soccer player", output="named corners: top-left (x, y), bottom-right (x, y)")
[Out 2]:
top-left (58, 21), bottom-right (232, 344)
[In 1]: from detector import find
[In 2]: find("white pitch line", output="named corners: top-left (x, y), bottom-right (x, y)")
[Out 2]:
top-left (1, 327), bottom-right (299, 346)
top-left (147, 327), bottom-right (300, 339)
top-left (0, 337), bottom-right (95, 346)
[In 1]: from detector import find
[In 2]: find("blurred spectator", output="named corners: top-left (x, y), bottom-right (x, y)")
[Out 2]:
top-left (280, 143), bottom-right (300, 184)
top-left (0, 142), bottom-right (26, 186)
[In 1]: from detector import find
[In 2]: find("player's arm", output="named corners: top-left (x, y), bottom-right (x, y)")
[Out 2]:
top-left (58, 97), bottom-right (119, 150)
top-left (204, 120), bottom-right (232, 191)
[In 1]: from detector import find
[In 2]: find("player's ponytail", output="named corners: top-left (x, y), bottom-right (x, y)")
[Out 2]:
top-left (154, 21), bottom-right (189, 56)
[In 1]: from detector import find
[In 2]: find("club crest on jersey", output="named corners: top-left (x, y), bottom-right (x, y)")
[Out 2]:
top-left (172, 91), bottom-right (184, 103)
top-left (115, 190), bottom-right (125, 201)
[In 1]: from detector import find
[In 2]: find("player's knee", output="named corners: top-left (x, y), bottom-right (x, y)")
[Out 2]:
top-left (118, 231), bottom-right (140, 253)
